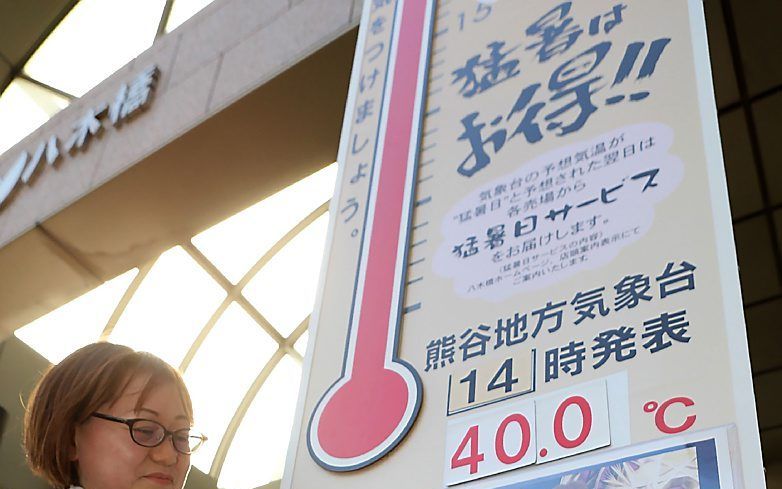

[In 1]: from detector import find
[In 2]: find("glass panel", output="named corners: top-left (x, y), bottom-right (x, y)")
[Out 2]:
top-left (0, 78), bottom-right (69, 155)
top-left (192, 164), bottom-right (336, 284)
top-left (243, 213), bottom-right (329, 337)
top-left (185, 303), bottom-right (278, 473)
top-left (217, 355), bottom-right (302, 489)
top-left (108, 246), bottom-right (225, 367)
top-left (294, 330), bottom-right (309, 357)
top-left (14, 270), bottom-right (137, 364)
top-left (166, 0), bottom-right (216, 32)
top-left (24, 0), bottom-right (166, 97)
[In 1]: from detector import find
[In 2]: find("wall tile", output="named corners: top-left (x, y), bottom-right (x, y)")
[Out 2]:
top-left (210, 0), bottom-right (352, 112)
top-left (754, 369), bottom-right (782, 430)
top-left (772, 210), bottom-right (782, 274)
top-left (703, 0), bottom-right (740, 108)
top-left (719, 111), bottom-right (762, 218)
top-left (734, 216), bottom-right (781, 303)
top-left (745, 298), bottom-right (782, 374)
top-left (754, 92), bottom-right (782, 205)
top-left (168, 0), bottom-right (289, 90)
top-left (350, 0), bottom-right (364, 25)
top-left (728, 0), bottom-right (782, 97)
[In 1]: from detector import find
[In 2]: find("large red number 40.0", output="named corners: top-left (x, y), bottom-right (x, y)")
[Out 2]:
top-left (450, 425), bottom-right (485, 474)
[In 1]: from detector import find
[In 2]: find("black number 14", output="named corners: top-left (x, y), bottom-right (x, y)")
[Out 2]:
top-left (459, 358), bottom-right (519, 405)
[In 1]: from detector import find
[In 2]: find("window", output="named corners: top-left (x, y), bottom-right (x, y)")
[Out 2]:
top-left (14, 163), bottom-right (337, 486)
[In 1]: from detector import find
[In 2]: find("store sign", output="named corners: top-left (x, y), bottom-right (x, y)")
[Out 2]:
top-left (284, 1), bottom-right (765, 488)
top-left (0, 65), bottom-right (160, 212)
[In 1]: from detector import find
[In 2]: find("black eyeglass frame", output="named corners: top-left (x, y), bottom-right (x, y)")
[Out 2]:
top-left (91, 412), bottom-right (207, 455)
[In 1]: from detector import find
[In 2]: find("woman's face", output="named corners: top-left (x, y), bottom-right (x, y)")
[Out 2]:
top-left (72, 375), bottom-right (191, 489)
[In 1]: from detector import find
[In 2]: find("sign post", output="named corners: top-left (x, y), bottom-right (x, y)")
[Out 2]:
top-left (283, 1), bottom-right (766, 488)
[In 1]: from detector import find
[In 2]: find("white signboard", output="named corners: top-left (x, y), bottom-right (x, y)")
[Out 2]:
top-left (283, 1), bottom-right (766, 488)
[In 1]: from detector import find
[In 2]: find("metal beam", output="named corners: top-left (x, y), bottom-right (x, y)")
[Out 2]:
top-left (100, 260), bottom-right (155, 340)
top-left (18, 72), bottom-right (76, 100)
top-left (178, 200), bottom-right (328, 372)
top-left (156, 0), bottom-right (177, 39)
top-left (182, 242), bottom-right (285, 346)
top-left (209, 348), bottom-right (286, 479)
top-left (0, 0), bottom-right (80, 99)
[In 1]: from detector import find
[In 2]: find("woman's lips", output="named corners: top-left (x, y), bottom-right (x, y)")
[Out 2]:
top-left (143, 473), bottom-right (174, 485)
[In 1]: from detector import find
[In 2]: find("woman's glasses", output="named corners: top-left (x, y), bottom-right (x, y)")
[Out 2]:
top-left (92, 412), bottom-right (207, 455)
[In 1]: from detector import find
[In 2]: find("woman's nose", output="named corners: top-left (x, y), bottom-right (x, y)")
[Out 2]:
top-left (149, 435), bottom-right (180, 466)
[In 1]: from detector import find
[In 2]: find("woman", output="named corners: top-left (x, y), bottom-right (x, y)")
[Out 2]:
top-left (23, 342), bottom-right (207, 489)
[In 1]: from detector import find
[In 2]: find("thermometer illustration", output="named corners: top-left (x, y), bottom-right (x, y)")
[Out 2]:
top-left (307, 0), bottom-right (435, 472)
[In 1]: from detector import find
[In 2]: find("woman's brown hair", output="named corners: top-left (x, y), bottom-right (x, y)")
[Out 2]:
top-left (23, 342), bottom-right (193, 489)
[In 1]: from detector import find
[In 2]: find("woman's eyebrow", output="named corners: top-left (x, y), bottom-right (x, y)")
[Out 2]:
top-left (138, 407), bottom-right (160, 416)
top-left (138, 407), bottom-right (189, 421)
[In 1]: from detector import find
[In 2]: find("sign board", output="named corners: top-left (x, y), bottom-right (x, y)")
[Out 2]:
top-left (0, 65), bottom-right (160, 211)
top-left (283, 1), bottom-right (766, 488)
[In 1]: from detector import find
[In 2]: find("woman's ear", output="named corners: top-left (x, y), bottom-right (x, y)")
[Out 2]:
top-left (69, 426), bottom-right (80, 462)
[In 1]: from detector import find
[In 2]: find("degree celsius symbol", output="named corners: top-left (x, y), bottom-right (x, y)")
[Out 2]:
top-left (644, 396), bottom-right (697, 435)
